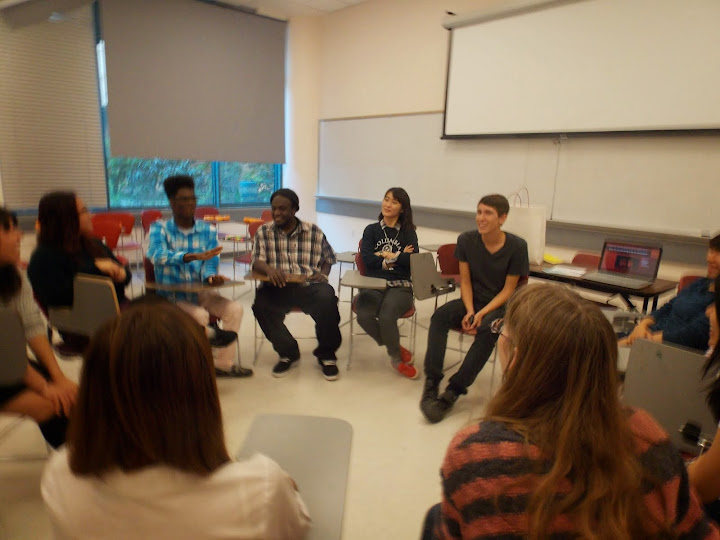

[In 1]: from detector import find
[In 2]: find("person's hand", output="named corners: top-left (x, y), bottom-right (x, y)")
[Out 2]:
top-left (206, 274), bottom-right (230, 286)
top-left (375, 251), bottom-right (397, 259)
top-left (461, 311), bottom-right (478, 331)
top-left (186, 246), bottom-right (223, 262)
top-left (626, 322), bottom-right (652, 345)
top-left (42, 378), bottom-right (76, 416)
top-left (266, 266), bottom-right (287, 287)
top-left (307, 272), bottom-right (329, 283)
top-left (403, 245), bottom-right (415, 253)
top-left (94, 258), bottom-right (126, 282)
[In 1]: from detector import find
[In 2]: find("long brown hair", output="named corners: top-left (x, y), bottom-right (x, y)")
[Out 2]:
top-left (68, 302), bottom-right (230, 476)
top-left (487, 284), bottom-right (661, 539)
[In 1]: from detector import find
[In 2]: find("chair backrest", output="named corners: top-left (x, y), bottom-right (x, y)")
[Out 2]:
top-left (0, 307), bottom-right (28, 385)
top-left (91, 219), bottom-right (122, 250)
top-left (354, 251), bottom-right (367, 276)
top-left (571, 252), bottom-right (601, 268)
top-left (48, 274), bottom-right (120, 336)
top-left (260, 209), bottom-right (272, 222)
top-left (248, 220), bottom-right (263, 239)
top-left (141, 209), bottom-right (163, 234)
top-left (94, 212), bottom-right (135, 235)
top-left (143, 257), bottom-right (156, 284)
top-left (436, 244), bottom-right (460, 275)
top-left (195, 206), bottom-right (219, 219)
top-left (678, 275), bottom-right (703, 292)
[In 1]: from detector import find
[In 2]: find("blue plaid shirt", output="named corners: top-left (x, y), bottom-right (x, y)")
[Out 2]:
top-left (147, 218), bottom-right (219, 302)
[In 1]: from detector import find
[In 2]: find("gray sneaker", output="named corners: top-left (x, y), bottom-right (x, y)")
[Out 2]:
top-left (421, 388), bottom-right (459, 424)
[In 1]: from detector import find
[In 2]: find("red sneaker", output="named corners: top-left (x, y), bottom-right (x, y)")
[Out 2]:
top-left (399, 346), bottom-right (414, 365)
top-left (395, 361), bottom-right (418, 379)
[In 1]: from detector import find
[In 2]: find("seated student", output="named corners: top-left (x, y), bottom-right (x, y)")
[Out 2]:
top-left (687, 276), bottom-right (720, 514)
top-left (147, 175), bottom-right (250, 378)
top-left (423, 284), bottom-right (719, 540)
top-left (622, 234), bottom-right (719, 350)
top-left (420, 194), bottom-right (528, 423)
top-left (41, 302), bottom-right (311, 539)
top-left (27, 191), bottom-right (131, 350)
top-left (0, 207), bottom-right (76, 448)
top-left (356, 187), bottom-right (418, 379)
top-left (251, 188), bottom-right (341, 381)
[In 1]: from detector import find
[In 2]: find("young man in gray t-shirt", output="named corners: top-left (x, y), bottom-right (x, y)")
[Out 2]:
top-left (420, 194), bottom-right (529, 423)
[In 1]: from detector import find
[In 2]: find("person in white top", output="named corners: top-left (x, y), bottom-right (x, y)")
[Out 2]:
top-left (41, 301), bottom-right (310, 540)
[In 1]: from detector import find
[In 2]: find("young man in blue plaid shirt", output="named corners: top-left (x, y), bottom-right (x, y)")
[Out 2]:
top-left (251, 189), bottom-right (342, 380)
top-left (147, 176), bottom-right (251, 378)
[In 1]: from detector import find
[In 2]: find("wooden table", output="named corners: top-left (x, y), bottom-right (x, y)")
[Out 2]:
top-left (529, 263), bottom-right (677, 313)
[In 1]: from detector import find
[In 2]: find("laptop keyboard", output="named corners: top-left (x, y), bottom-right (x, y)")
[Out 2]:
top-left (584, 272), bottom-right (651, 289)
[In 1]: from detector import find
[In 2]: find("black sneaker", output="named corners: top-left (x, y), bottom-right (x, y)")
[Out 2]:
top-left (319, 359), bottom-right (339, 381)
top-left (208, 327), bottom-right (238, 348)
top-left (215, 366), bottom-right (253, 378)
top-left (420, 378), bottom-right (440, 407)
top-left (272, 358), bottom-right (299, 378)
top-left (421, 388), bottom-right (460, 424)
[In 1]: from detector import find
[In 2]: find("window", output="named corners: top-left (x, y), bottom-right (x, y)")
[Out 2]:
top-left (95, 5), bottom-right (282, 210)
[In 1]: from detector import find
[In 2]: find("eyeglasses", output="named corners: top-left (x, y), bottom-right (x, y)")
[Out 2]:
top-left (490, 318), bottom-right (512, 343)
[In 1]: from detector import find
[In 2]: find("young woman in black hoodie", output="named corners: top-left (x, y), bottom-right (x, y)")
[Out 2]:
top-left (357, 187), bottom-right (418, 379)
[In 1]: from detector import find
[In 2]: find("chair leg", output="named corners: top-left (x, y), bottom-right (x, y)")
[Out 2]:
top-left (348, 306), bottom-right (355, 371)
top-left (488, 345), bottom-right (499, 395)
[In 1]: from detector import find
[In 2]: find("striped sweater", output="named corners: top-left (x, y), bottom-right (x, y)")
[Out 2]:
top-left (435, 408), bottom-right (719, 539)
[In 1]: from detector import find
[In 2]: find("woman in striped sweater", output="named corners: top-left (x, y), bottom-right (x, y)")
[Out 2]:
top-left (424, 283), bottom-right (718, 540)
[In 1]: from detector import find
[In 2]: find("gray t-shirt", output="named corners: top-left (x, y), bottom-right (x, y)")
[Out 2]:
top-left (454, 230), bottom-right (529, 306)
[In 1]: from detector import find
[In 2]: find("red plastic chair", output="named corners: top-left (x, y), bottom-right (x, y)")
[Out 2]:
top-left (678, 275), bottom-right (702, 292)
top-left (435, 244), bottom-right (461, 310)
top-left (233, 220), bottom-right (265, 279)
top-left (571, 252), bottom-right (601, 268)
top-left (93, 212), bottom-right (143, 267)
top-left (260, 209), bottom-right (272, 222)
top-left (91, 219), bottom-right (122, 250)
top-left (195, 207), bottom-right (219, 220)
top-left (141, 209), bottom-right (163, 236)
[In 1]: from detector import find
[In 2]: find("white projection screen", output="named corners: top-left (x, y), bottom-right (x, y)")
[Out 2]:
top-left (443, 0), bottom-right (720, 137)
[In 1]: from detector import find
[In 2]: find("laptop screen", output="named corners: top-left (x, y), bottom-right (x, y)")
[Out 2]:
top-left (598, 241), bottom-right (662, 279)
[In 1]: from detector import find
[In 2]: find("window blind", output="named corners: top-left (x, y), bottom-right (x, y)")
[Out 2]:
top-left (99, 0), bottom-right (286, 164)
top-left (0, 3), bottom-right (107, 209)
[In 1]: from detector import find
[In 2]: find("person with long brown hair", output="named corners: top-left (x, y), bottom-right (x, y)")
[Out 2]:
top-left (41, 302), bottom-right (310, 539)
top-left (0, 207), bottom-right (76, 448)
top-left (424, 283), bottom-right (718, 540)
top-left (27, 191), bottom-right (131, 312)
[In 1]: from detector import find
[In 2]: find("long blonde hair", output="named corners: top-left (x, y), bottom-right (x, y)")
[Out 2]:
top-left (486, 284), bottom-right (663, 540)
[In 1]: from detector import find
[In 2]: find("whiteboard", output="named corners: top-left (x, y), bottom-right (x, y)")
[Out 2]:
top-left (444, 0), bottom-right (720, 136)
top-left (318, 113), bottom-right (720, 237)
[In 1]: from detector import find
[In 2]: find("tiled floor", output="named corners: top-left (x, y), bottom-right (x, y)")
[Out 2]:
top-left (0, 260), bottom-right (502, 540)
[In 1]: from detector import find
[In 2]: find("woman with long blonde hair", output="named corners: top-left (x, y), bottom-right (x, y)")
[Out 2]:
top-left (424, 283), bottom-right (717, 540)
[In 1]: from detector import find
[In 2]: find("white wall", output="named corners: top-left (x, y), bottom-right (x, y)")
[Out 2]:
top-left (281, 0), bottom-right (709, 280)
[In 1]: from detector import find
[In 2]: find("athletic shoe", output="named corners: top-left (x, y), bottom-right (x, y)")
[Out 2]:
top-left (208, 327), bottom-right (238, 348)
top-left (395, 361), bottom-right (418, 379)
top-left (420, 378), bottom-right (439, 407)
top-left (399, 346), bottom-right (414, 365)
top-left (215, 366), bottom-right (253, 378)
top-left (272, 358), bottom-right (299, 378)
top-left (421, 387), bottom-right (460, 424)
top-left (319, 359), bottom-right (339, 381)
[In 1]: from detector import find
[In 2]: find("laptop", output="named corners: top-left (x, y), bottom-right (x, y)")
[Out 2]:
top-left (410, 252), bottom-right (456, 301)
top-left (583, 240), bottom-right (663, 290)
top-left (622, 340), bottom-right (715, 455)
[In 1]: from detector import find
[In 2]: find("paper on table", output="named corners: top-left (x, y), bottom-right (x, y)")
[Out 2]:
top-left (543, 264), bottom-right (587, 277)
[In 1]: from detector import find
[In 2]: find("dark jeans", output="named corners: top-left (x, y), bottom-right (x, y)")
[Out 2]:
top-left (252, 282), bottom-right (342, 361)
top-left (355, 286), bottom-right (413, 357)
top-left (423, 298), bottom-right (504, 394)
top-left (420, 503), bottom-right (441, 540)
